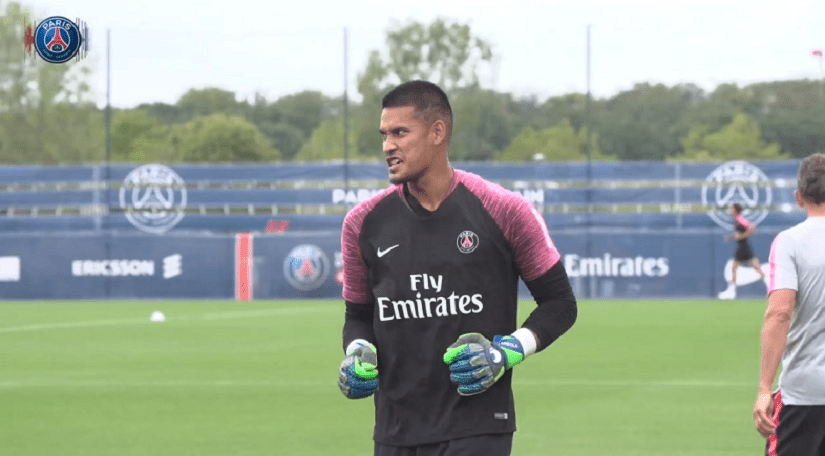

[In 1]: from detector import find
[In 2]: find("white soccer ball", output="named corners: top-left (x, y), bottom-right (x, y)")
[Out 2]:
top-left (150, 311), bottom-right (166, 322)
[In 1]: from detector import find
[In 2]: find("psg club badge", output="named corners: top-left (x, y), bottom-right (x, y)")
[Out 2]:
top-left (283, 244), bottom-right (331, 291)
top-left (456, 231), bottom-right (479, 254)
top-left (24, 16), bottom-right (89, 63)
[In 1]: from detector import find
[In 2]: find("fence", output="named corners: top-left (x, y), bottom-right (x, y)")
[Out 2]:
top-left (0, 159), bottom-right (805, 300)
top-left (0, 230), bottom-right (773, 300)
top-left (0, 160), bottom-right (805, 234)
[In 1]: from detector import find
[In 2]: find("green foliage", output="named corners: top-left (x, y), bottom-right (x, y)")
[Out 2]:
top-left (111, 109), bottom-right (166, 162)
top-left (259, 122), bottom-right (304, 161)
top-left (352, 18), bottom-right (496, 161)
top-left (177, 87), bottom-right (241, 118)
top-left (675, 113), bottom-right (787, 161)
top-left (271, 91), bottom-right (326, 139)
top-left (758, 108), bottom-right (825, 159)
top-left (0, 8), bottom-right (823, 165)
top-left (358, 17), bottom-right (493, 97)
top-left (450, 89), bottom-right (515, 161)
top-left (501, 119), bottom-right (612, 162)
top-left (170, 114), bottom-right (279, 162)
top-left (295, 116), bottom-right (362, 161)
top-left (597, 83), bottom-right (699, 160)
top-left (0, 1), bottom-right (104, 164)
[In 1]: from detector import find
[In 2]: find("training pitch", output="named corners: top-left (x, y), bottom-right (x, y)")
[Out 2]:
top-left (0, 299), bottom-right (768, 455)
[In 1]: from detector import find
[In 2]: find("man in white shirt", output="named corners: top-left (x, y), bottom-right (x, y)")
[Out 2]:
top-left (754, 153), bottom-right (825, 456)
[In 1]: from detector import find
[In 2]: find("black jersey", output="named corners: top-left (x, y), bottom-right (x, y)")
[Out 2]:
top-left (341, 169), bottom-right (562, 446)
top-left (733, 214), bottom-right (755, 262)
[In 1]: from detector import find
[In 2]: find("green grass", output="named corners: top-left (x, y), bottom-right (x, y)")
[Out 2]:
top-left (0, 299), bottom-right (769, 455)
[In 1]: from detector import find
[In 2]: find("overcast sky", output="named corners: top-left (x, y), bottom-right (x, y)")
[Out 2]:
top-left (24, 0), bottom-right (825, 108)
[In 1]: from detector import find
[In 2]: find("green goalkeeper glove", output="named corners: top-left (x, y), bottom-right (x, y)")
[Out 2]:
top-left (337, 339), bottom-right (379, 399)
top-left (443, 333), bottom-right (525, 396)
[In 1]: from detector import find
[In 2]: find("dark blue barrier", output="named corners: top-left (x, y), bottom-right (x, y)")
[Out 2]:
top-left (0, 165), bottom-right (93, 183)
top-left (251, 232), bottom-right (343, 299)
top-left (547, 231), bottom-right (776, 299)
top-left (0, 233), bottom-right (234, 299)
top-left (0, 214), bottom-right (348, 234)
top-left (0, 229), bottom-right (788, 300)
top-left (0, 160), bottom-right (808, 236)
top-left (0, 211), bottom-right (807, 236)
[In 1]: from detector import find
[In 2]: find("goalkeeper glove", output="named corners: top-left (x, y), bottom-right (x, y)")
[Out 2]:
top-left (338, 339), bottom-right (379, 399)
top-left (443, 333), bottom-right (525, 396)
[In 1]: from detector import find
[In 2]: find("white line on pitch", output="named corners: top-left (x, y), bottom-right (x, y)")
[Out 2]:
top-left (0, 318), bottom-right (148, 334)
top-left (0, 305), bottom-right (336, 334)
top-left (200, 305), bottom-right (331, 320)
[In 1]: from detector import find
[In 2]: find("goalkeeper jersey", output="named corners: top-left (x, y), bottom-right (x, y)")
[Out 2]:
top-left (341, 169), bottom-right (561, 446)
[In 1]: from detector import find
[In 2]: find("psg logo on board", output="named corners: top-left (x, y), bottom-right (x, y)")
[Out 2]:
top-left (456, 231), bottom-right (479, 254)
top-left (701, 161), bottom-right (772, 231)
top-left (119, 164), bottom-right (188, 235)
top-left (283, 244), bottom-right (331, 291)
top-left (25, 16), bottom-right (88, 63)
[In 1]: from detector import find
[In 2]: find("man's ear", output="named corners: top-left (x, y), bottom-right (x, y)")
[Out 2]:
top-left (430, 119), bottom-right (448, 146)
top-left (795, 190), bottom-right (806, 209)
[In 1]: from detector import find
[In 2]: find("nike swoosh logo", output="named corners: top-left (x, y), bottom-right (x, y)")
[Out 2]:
top-left (377, 245), bottom-right (399, 258)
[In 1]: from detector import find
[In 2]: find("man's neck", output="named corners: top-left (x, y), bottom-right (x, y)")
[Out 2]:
top-left (807, 206), bottom-right (825, 217)
top-left (406, 167), bottom-right (454, 212)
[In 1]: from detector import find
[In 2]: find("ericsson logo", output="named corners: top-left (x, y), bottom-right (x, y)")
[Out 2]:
top-left (701, 161), bottom-right (772, 231)
top-left (119, 164), bottom-right (187, 234)
top-left (283, 244), bottom-right (330, 291)
top-left (163, 254), bottom-right (183, 279)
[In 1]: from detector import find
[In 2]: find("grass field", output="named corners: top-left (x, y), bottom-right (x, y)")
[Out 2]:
top-left (0, 299), bottom-right (769, 455)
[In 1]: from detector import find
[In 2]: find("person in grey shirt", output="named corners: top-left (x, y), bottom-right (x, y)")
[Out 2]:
top-left (754, 153), bottom-right (825, 455)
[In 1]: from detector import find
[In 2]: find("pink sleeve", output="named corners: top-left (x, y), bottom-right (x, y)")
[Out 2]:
top-left (736, 215), bottom-right (753, 230)
top-left (457, 170), bottom-right (560, 281)
top-left (341, 186), bottom-right (402, 303)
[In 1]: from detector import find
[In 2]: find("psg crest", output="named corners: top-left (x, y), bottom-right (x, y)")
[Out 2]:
top-left (283, 244), bottom-right (331, 291)
top-left (119, 164), bottom-right (188, 234)
top-left (25, 16), bottom-right (88, 63)
top-left (701, 161), bottom-right (772, 231)
top-left (456, 231), bottom-right (479, 254)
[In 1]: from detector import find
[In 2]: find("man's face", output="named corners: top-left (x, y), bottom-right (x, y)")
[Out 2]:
top-left (379, 106), bottom-right (435, 185)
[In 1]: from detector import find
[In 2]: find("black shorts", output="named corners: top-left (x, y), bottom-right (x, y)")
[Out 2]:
top-left (734, 242), bottom-right (755, 262)
top-left (766, 390), bottom-right (825, 456)
top-left (375, 433), bottom-right (513, 456)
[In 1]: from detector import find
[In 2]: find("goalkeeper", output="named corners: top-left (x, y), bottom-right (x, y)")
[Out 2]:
top-left (337, 80), bottom-right (578, 456)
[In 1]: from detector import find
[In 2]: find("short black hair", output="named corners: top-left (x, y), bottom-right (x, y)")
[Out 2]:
top-left (798, 153), bottom-right (825, 204)
top-left (732, 203), bottom-right (743, 214)
top-left (382, 80), bottom-right (452, 137)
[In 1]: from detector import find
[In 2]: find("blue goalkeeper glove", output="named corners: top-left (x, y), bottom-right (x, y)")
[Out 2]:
top-left (443, 333), bottom-right (525, 396)
top-left (338, 340), bottom-right (379, 399)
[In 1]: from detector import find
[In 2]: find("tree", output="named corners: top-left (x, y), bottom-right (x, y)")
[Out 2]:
top-left (596, 83), bottom-right (696, 160)
top-left (759, 108), bottom-right (825, 158)
top-left (352, 18), bottom-right (495, 160)
top-left (295, 115), bottom-right (364, 162)
top-left (675, 112), bottom-right (787, 161)
top-left (170, 114), bottom-right (279, 162)
top-left (272, 91), bottom-right (326, 138)
top-left (501, 119), bottom-right (612, 162)
top-left (177, 87), bottom-right (241, 118)
top-left (111, 109), bottom-right (173, 162)
top-left (358, 18), bottom-right (493, 97)
top-left (0, 1), bottom-right (103, 164)
top-left (260, 122), bottom-right (305, 161)
top-left (449, 88), bottom-right (515, 161)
